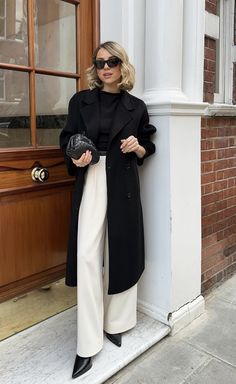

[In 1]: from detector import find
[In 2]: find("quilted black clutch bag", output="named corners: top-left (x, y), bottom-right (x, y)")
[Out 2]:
top-left (66, 133), bottom-right (100, 164)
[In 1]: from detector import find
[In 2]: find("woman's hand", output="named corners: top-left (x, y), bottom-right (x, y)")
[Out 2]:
top-left (72, 150), bottom-right (92, 167)
top-left (120, 136), bottom-right (146, 159)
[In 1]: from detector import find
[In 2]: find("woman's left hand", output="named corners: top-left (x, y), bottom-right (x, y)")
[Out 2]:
top-left (120, 136), bottom-right (146, 158)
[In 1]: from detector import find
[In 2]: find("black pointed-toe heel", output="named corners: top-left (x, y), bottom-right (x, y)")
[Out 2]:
top-left (72, 355), bottom-right (92, 379)
top-left (106, 332), bottom-right (122, 347)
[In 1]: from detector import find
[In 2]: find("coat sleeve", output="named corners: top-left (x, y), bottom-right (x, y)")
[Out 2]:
top-left (137, 102), bottom-right (157, 166)
top-left (59, 93), bottom-right (79, 176)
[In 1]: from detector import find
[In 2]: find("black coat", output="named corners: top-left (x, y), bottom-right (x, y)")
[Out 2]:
top-left (60, 88), bottom-right (156, 294)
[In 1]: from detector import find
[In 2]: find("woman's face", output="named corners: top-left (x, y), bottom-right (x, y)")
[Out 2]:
top-left (95, 48), bottom-right (121, 92)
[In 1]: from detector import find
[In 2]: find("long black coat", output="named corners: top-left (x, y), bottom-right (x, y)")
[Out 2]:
top-left (60, 88), bottom-right (156, 294)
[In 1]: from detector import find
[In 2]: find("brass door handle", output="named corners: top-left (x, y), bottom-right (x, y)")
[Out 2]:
top-left (31, 167), bottom-right (49, 182)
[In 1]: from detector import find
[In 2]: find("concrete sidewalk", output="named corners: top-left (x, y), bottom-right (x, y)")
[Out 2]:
top-left (105, 273), bottom-right (236, 384)
top-left (0, 274), bottom-right (235, 383)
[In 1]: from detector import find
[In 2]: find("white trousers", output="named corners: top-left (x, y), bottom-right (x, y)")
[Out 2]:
top-left (77, 156), bottom-right (137, 357)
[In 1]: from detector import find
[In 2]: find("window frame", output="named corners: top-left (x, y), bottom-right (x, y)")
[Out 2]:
top-left (0, 0), bottom-right (6, 39)
top-left (0, 69), bottom-right (5, 100)
top-left (0, 0), bottom-right (100, 154)
top-left (213, 0), bottom-right (235, 104)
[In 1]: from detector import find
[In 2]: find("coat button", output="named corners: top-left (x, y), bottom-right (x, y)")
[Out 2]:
top-left (127, 192), bottom-right (132, 199)
top-left (107, 165), bottom-right (111, 170)
top-left (126, 165), bottom-right (131, 170)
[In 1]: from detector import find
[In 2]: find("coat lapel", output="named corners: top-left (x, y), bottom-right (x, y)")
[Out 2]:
top-left (80, 88), bottom-right (100, 143)
top-left (80, 88), bottom-right (135, 147)
top-left (108, 91), bottom-right (134, 148)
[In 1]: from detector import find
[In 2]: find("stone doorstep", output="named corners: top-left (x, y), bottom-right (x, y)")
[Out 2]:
top-left (0, 308), bottom-right (170, 384)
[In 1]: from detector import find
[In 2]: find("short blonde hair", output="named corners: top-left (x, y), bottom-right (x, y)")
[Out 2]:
top-left (86, 41), bottom-right (135, 91)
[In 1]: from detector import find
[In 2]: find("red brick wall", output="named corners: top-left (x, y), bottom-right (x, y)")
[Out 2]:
top-left (204, 37), bottom-right (216, 103)
top-left (201, 0), bottom-right (236, 293)
top-left (205, 0), bottom-right (217, 14)
top-left (201, 117), bottom-right (236, 292)
top-left (233, 63), bottom-right (236, 104)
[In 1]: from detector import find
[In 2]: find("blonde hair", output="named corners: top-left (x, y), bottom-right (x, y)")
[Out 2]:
top-left (86, 41), bottom-right (135, 91)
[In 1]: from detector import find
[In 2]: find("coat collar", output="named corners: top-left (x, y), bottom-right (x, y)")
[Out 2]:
top-left (82, 87), bottom-right (135, 110)
top-left (80, 88), bottom-right (135, 148)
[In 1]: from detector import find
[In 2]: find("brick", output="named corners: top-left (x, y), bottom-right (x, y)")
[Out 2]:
top-left (205, 0), bottom-right (217, 14)
top-left (227, 196), bottom-right (236, 208)
top-left (204, 70), bottom-right (215, 82)
top-left (229, 137), bottom-right (236, 146)
top-left (217, 149), bottom-right (225, 159)
top-left (217, 230), bottom-right (225, 241)
top-left (216, 170), bottom-right (224, 180)
top-left (206, 37), bottom-right (216, 50)
top-left (209, 117), bottom-right (229, 127)
top-left (202, 212), bottom-right (218, 226)
top-left (212, 219), bottom-right (229, 233)
top-left (202, 191), bottom-right (223, 205)
top-left (204, 81), bottom-right (214, 94)
top-left (202, 225), bottom-right (214, 237)
top-left (224, 206), bottom-right (236, 218)
top-left (228, 178), bottom-right (236, 187)
top-left (201, 127), bottom-right (217, 138)
top-left (202, 162), bottom-right (213, 172)
top-left (205, 47), bottom-right (216, 61)
top-left (202, 202), bottom-right (217, 216)
top-left (224, 168), bottom-right (236, 178)
top-left (222, 148), bottom-right (236, 158)
top-left (202, 233), bottom-right (217, 248)
top-left (213, 159), bottom-right (228, 171)
top-left (204, 59), bottom-right (215, 72)
top-left (207, 60), bottom-right (216, 72)
top-left (214, 138), bottom-right (229, 148)
top-left (202, 253), bottom-right (224, 272)
top-left (224, 187), bottom-right (236, 197)
top-left (201, 172), bottom-right (216, 184)
top-left (201, 117), bottom-right (207, 128)
top-left (204, 92), bottom-right (214, 103)
top-left (203, 183), bottom-right (214, 195)
top-left (224, 244), bottom-right (236, 257)
top-left (216, 200), bottom-right (228, 211)
top-left (217, 219), bottom-right (235, 233)
top-left (212, 180), bottom-right (227, 191)
top-left (223, 226), bottom-right (236, 238)
top-left (217, 126), bottom-right (236, 136)
top-left (201, 139), bottom-right (214, 150)
top-left (201, 275), bottom-right (218, 292)
top-left (201, 150), bottom-right (217, 161)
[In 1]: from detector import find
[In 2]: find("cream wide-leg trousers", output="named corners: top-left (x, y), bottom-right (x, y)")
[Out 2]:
top-left (76, 156), bottom-right (137, 357)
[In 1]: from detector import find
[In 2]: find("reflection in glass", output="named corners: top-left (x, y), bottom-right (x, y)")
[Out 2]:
top-left (0, 69), bottom-right (30, 148)
top-left (35, 0), bottom-right (76, 73)
top-left (36, 74), bottom-right (76, 146)
top-left (0, 0), bottom-right (28, 65)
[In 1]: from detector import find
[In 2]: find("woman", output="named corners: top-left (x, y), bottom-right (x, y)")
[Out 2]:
top-left (60, 41), bottom-right (156, 379)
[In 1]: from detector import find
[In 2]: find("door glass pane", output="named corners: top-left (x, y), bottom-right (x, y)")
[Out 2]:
top-left (35, 74), bottom-right (76, 146)
top-left (0, 70), bottom-right (30, 148)
top-left (0, 0), bottom-right (28, 65)
top-left (0, 0), bottom-right (5, 17)
top-left (35, 0), bottom-right (76, 73)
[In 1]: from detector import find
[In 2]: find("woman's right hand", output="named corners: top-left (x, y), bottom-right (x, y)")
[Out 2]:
top-left (72, 150), bottom-right (92, 167)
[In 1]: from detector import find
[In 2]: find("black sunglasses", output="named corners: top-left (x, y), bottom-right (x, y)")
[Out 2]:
top-left (93, 57), bottom-right (121, 70)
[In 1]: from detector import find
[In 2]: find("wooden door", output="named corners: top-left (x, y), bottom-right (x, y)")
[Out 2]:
top-left (0, 0), bottom-right (99, 302)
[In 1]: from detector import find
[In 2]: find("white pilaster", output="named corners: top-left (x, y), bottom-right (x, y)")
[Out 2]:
top-left (100, 0), bottom-right (146, 97)
top-left (144, 0), bottom-right (187, 103)
top-left (139, 0), bottom-right (206, 332)
top-left (100, 0), bottom-right (206, 333)
top-left (182, 0), bottom-right (206, 101)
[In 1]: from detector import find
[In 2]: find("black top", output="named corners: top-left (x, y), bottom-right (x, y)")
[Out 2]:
top-left (97, 90), bottom-right (121, 151)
